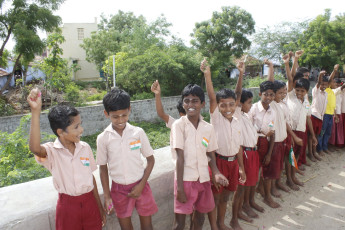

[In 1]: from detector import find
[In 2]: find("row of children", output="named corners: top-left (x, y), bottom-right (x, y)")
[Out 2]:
top-left (27, 49), bottom-right (343, 230)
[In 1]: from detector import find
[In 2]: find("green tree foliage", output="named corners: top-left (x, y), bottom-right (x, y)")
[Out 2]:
top-left (191, 6), bottom-right (255, 70)
top-left (0, 115), bottom-right (52, 187)
top-left (0, 0), bottom-right (63, 94)
top-left (299, 9), bottom-right (345, 71)
top-left (251, 21), bottom-right (308, 62)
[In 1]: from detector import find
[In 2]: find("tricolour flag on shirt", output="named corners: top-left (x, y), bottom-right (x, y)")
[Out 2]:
top-left (202, 137), bottom-right (209, 147)
top-left (130, 140), bottom-right (141, 150)
top-left (80, 157), bottom-right (90, 166)
top-left (289, 147), bottom-right (298, 170)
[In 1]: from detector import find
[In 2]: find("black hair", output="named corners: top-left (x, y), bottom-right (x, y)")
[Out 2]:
top-left (216, 88), bottom-right (236, 103)
top-left (259, 81), bottom-right (275, 93)
top-left (273, 80), bottom-right (286, 93)
top-left (103, 88), bottom-right (130, 113)
top-left (297, 67), bottom-right (309, 74)
top-left (48, 105), bottom-right (80, 137)
top-left (176, 98), bottom-right (186, 115)
top-left (181, 84), bottom-right (205, 103)
top-left (295, 78), bottom-right (310, 91)
top-left (240, 89), bottom-right (253, 104)
top-left (293, 72), bottom-right (304, 82)
top-left (322, 75), bottom-right (329, 82)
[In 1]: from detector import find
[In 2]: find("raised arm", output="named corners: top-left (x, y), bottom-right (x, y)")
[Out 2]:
top-left (27, 88), bottom-right (47, 158)
top-left (235, 61), bottom-right (245, 106)
top-left (329, 64), bottom-right (339, 83)
top-left (283, 54), bottom-right (293, 92)
top-left (265, 59), bottom-right (274, 82)
top-left (316, 71), bottom-right (326, 88)
top-left (201, 58), bottom-right (217, 113)
top-left (151, 80), bottom-right (169, 123)
top-left (291, 50), bottom-right (303, 78)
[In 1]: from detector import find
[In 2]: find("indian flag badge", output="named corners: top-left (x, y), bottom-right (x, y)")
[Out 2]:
top-left (80, 157), bottom-right (90, 166)
top-left (289, 147), bottom-right (298, 170)
top-left (130, 140), bottom-right (141, 150)
top-left (268, 121), bottom-right (274, 128)
top-left (202, 137), bottom-right (209, 148)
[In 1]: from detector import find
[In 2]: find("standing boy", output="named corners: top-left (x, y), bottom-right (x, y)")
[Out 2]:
top-left (171, 84), bottom-right (228, 230)
top-left (97, 88), bottom-right (158, 230)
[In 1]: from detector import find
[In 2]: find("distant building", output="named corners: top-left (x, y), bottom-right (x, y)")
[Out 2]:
top-left (59, 19), bottom-right (100, 81)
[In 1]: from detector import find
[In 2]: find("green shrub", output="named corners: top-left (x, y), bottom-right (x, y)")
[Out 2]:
top-left (86, 91), bottom-right (107, 102)
top-left (75, 81), bottom-right (107, 90)
top-left (0, 97), bottom-right (15, 117)
top-left (64, 83), bottom-right (84, 106)
top-left (131, 92), bottom-right (154, 101)
top-left (0, 115), bottom-right (54, 187)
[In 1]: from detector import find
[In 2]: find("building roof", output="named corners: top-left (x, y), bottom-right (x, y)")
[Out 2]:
top-left (0, 68), bottom-right (11, 77)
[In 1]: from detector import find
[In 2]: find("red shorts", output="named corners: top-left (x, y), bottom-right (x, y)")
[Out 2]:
top-left (210, 154), bottom-right (239, 193)
top-left (174, 180), bottom-right (215, 214)
top-left (284, 136), bottom-right (292, 157)
top-left (56, 191), bottom-right (102, 230)
top-left (262, 142), bottom-right (284, 179)
top-left (310, 115), bottom-right (323, 136)
top-left (293, 130), bottom-right (307, 166)
top-left (257, 136), bottom-right (269, 166)
top-left (241, 148), bottom-right (260, 186)
top-left (111, 180), bottom-right (158, 218)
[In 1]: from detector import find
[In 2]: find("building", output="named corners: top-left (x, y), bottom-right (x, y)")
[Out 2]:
top-left (60, 19), bottom-right (100, 81)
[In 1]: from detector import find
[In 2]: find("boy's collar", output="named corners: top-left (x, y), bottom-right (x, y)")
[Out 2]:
top-left (258, 101), bottom-right (270, 112)
top-left (53, 138), bottom-right (85, 149)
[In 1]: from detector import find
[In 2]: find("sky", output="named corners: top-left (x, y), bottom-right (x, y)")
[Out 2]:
top-left (3, 0), bottom-right (345, 50)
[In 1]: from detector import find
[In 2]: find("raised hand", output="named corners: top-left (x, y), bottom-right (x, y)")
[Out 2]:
top-left (236, 61), bottom-right (245, 74)
top-left (295, 50), bottom-right (304, 58)
top-left (27, 88), bottom-right (42, 112)
top-left (282, 54), bottom-right (290, 64)
top-left (151, 80), bottom-right (161, 95)
top-left (264, 58), bottom-right (273, 66)
top-left (334, 64), bottom-right (339, 71)
top-left (200, 58), bottom-right (211, 75)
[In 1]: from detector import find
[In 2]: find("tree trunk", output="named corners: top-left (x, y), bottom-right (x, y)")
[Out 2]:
top-left (0, 53), bottom-right (22, 94)
top-left (0, 27), bottom-right (12, 60)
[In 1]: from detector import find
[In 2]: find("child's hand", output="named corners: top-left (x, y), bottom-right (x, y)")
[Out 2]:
top-left (264, 58), bottom-right (272, 66)
top-left (295, 50), bottom-right (304, 58)
top-left (104, 197), bottom-right (114, 215)
top-left (238, 168), bottom-right (246, 184)
top-left (289, 51), bottom-right (294, 59)
top-left (27, 88), bottom-right (42, 112)
top-left (282, 54), bottom-right (290, 64)
top-left (99, 206), bottom-right (107, 227)
top-left (319, 70), bottom-right (326, 77)
top-left (293, 136), bottom-right (303, 146)
top-left (151, 80), bottom-right (161, 95)
top-left (127, 183), bottom-right (144, 199)
top-left (200, 58), bottom-right (211, 75)
top-left (265, 130), bottom-right (275, 137)
top-left (312, 136), bottom-right (318, 146)
top-left (334, 64), bottom-right (339, 71)
top-left (263, 154), bottom-right (271, 166)
top-left (214, 172), bottom-right (229, 187)
top-left (335, 114), bottom-right (340, 123)
top-left (236, 61), bottom-right (245, 74)
top-left (176, 189), bottom-right (187, 203)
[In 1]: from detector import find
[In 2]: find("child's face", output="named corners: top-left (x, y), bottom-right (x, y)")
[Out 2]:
top-left (295, 87), bottom-right (307, 100)
top-left (259, 89), bottom-right (274, 106)
top-left (182, 95), bottom-right (204, 118)
top-left (218, 98), bottom-right (236, 120)
top-left (241, 97), bottom-right (253, 113)
top-left (303, 72), bottom-right (310, 79)
top-left (274, 87), bottom-right (285, 103)
top-left (105, 108), bottom-right (130, 133)
top-left (281, 86), bottom-right (287, 100)
top-left (59, 115), bottom-right (84, 143)
top-left (320, 81), bottom-right (328, 91)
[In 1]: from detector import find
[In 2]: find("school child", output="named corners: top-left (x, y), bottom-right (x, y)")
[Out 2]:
top-left (235, 89), bottom-right (262, 221)
top-left (284, 54), bottom-right (318, 187)
top-left (171, 83), bottom-right (228, 230)
top-left (308, 71), bottom-right (329, 161)
top-left (265, 59), bottom-right (303, 197)
top-left (97, 88), bottom-right (158, 230)
top-left (329, 79), bottom-right (344, 148)
top-left (201, 59), bottom-right (247, 230)
top-left (27, 88), bottom-right (105, 230)
top-left (248, 80), bottom-right (278, 208)
top-left (151, 79), bottom-right (186, 128)
top-left (317, 64), bottom-right (342, 155)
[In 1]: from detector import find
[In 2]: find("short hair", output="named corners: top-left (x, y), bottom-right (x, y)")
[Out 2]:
top-left (295, 78), bottom-right (310, 91)
top-left (103, 88), bottom-right (130, 113)
top-left (297, 67), bottom-right (309, 74)
top-left (48, 105), bottom-right (80, 137)
top-left (240, 89), bottom-right (253, 104)
top-left (181, 84), bottom-right (205, 103)
top-left (322, 75), bottom-right (329, 82)
top-left (259, 81), bottom-right (275, 93)
top-left (176, 98), bottom-right (186, 115)
top-left (293, 72), bottom-right (304, 82)
top-left (216, 88), bottom-right (236, 103)
top-left (273, 80), bottom-right (286, 93)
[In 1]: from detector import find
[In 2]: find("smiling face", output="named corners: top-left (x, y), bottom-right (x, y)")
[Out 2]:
top-left (182, 95), bottom-right (204, 118)
top-left (58, 114), bottom-right (84, 143)
top-left (295, 87), bottom-right (308, 101)
top-left (274, 87), bottom-right (285, 103)
top-left (259, 89), bottom-right (275, 107)
top-left (218, 98), bottom-right (236, 120)
top-left (320, 81), bottom-right (328, 91)
top-left (241, 97), bottom-right (253, 113)
top-left (105, 108), bottom-right (130, 134)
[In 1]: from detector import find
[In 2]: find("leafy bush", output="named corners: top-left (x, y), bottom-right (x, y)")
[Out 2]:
top-left (64, 83), bottom-right (84, 106)
top-left (0, 97), bottom-right (15, 117)
top-left (75, 81), bottom-right (107, 90)
top-left (131, 92), bottom-right (154, 101)
top-left (242, 73), bottom-right (286, 88)
top-left (86, 91), bottom-right (107, 102)
top-left (0, 115), bottom-right (54, 187)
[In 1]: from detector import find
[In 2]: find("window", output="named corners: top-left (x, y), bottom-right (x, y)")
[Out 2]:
top-left (77, 28), bottom-right (84, 40)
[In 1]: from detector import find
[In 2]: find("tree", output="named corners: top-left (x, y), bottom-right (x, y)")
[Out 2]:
top-left (0, 0), bottom-right (63, 94)
top-left (191, 6), bottom-right (255, 70)
top-left (250, 21), bottom-right (309, 62)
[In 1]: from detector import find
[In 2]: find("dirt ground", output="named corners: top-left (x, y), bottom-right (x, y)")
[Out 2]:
top-left (199, 147), bottom-right (345, 230)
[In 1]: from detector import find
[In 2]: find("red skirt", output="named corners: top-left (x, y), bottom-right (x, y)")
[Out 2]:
top-left (329, 114), bottom-right (344, 146)
top-left (293, 130), bottom-right (307, 167)
top-left (241, 149), bottom-right (260, 186)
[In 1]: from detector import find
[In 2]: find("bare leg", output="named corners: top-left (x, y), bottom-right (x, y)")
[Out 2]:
top-left (173, 213), bottom-right (186, 230)
top-left (192, 211), bottom-right (205, 230)
top-left (242, 186), bottom-right (258, 218)
top-left (307, 135), bottom-right (316, 162)
top-left (256, 176), bottom-right (265, 198)
top-left (249, 186), bottom-right (264, 213)
top-left (263, 178), bottom-right (280, 208)
top-left (238, 186), bottom-right (253, 223)
top-left (271, 179), bottom-right (281, 198)
top-left (118, 217), bottom-right (134, 230)
top-left (217, 190), bottom-right (232, 230)
top-left (276, 174), bottom-right (290, 193)
top-left (139, 215), bottom-right (153, 230)
top-left (291, 166), bottom-right (304, 187)
top-left (285, 155), bottom-right (299, 191)
top-left (207, 207), bottom-right (219, 230)
top-left (230, 185), bottom-right (244, 230)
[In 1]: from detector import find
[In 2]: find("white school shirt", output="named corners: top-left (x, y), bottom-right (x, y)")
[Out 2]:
top-left (287, 90), bottom-right (311, 132)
